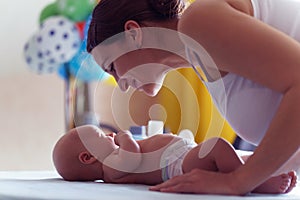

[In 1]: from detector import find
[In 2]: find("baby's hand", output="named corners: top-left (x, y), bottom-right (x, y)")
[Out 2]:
top-left (114, 130), bottom-right (133, 146)
top-left (103, 130), bottom-right (141, 179)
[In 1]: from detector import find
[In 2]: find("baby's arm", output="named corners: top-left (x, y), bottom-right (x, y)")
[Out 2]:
top-left (103, 131), bottom-right (142, 182)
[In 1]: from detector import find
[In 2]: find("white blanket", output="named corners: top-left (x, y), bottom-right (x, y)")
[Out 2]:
top-left (0, 171), bottom-right (299, 200)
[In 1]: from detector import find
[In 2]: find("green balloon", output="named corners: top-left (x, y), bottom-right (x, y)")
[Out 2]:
top-left (39, 3), bottom-right (59, 24)
top-left (56, 0), bottom-right (97, 22)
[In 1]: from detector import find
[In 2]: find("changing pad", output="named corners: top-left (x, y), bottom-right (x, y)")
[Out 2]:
top-left (0, 171), bottom-right (299, 200)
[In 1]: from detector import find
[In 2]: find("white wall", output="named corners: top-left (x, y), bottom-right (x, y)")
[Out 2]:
top-left (0, 0), bottom-right (53, 76)
top-left (0, 0), bottom-right (67, 170)
top-left (0, 73), bottom-right (65, 170)
top-left (0, 0), bottom-right (166, 171)
top-left (0, 0), bottom-right (132, 171)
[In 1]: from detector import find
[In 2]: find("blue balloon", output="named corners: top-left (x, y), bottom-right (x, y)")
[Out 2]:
top-left (57, 64), bottom-right (69, 81)
top-left (59, 15), bottom-right (108, 82)
top-left (68, 40), bottom-right (108, 82)
top-left (83, 14), bottom-right (92, 39)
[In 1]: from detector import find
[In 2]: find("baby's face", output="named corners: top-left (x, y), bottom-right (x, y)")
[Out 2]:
top-left (77, 125), bottom-right (119, 162)
top-left (97, 132), bottom-right (119, 156)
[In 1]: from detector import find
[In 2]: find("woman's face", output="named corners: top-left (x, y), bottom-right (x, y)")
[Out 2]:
top-left (111, 49), bottom-right (172, 96)
top-left (93, 44), bottom-right (172, 97)
top-left (91, 24), bottom-right (189, 97)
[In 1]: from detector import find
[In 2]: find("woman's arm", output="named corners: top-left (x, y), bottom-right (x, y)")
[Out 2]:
top-left (103, 131), bottom-right (142, 182)
top-left (151, 0), bottom-right (300, 195)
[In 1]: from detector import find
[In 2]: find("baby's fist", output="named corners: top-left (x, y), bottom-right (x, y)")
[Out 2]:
top-left (114, 130), bottom-right (133, 145)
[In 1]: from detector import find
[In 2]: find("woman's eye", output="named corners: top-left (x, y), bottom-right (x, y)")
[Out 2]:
top-left (104, 63), bottom-right (116, 74)
top-left (110, 63), bottom-right (116, 72)
top-left (105, 63), bottom-right (115, 73)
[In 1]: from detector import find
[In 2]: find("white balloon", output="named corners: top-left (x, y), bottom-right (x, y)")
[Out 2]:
top-left (36, 16), bottom-right (81, 65)
top-left (23, 33), bottom-right (61, 74)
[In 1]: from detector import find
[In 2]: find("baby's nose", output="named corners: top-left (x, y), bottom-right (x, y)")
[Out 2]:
top-left (106, 132), bottom-right (116, 137)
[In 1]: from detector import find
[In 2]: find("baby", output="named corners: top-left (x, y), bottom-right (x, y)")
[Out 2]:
top-left (52, 125), bottom-right (297, 194)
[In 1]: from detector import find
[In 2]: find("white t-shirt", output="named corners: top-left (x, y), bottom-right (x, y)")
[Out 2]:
top-left (251, 0), bottom-right (300, 41)
top-left (187, 0), bottom-right (300, 145)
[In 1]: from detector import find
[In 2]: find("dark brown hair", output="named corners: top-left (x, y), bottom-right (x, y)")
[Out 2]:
top-left (87, 0), bottom-right (185, 52)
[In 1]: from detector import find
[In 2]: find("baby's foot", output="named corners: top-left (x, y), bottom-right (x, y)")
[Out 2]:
top-left (253, 171), bottom-right (297, 194)
top-left (284, 171), bottom-right (297, 193)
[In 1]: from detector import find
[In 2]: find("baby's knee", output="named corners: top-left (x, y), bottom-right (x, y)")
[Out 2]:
top-left (205, 137), bottom-right (232, 151)
top-left (206, 137), bottom-right (228, 145)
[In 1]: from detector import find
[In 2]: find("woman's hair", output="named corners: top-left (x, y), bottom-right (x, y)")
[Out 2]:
top-left (87, 0), bottom-right (185, 52)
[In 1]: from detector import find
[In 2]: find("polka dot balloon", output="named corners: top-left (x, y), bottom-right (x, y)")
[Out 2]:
top-left (35, 16), bottom-right (81, 66)
top-left (23, 33), bottom-right (62, 74)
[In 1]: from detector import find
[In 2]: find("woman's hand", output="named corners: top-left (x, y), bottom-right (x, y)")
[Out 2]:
top-left (150, 169), bottom-right (244, 195)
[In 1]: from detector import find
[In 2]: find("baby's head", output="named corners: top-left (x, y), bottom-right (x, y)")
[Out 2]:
top-left (52, 125), bottom-right (118, 181)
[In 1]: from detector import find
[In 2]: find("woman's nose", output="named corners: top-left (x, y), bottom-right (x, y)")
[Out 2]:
top-left (118, 78), bottom-right (129, 92)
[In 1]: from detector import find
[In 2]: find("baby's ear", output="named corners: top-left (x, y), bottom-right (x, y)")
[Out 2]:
top-left (78, 151), bottom-right (97, 164)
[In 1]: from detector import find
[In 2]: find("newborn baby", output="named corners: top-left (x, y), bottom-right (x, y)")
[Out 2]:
top-left (53, 125), bottom-right (297, 194)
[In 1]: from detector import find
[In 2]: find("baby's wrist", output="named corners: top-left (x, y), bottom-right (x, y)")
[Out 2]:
top-left (116, 131), bottom-right (133, 143)
top-left (117, 131), bottom-right (140, 153)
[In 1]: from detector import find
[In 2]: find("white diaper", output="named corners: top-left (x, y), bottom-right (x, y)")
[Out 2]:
top-left (160, 138), bottom-right (197, 181)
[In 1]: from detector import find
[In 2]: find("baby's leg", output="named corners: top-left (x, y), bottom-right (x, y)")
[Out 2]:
top-left (182, 137), bottom-right (244, 174)
top-left (182, 138), bottom-right (297, 194)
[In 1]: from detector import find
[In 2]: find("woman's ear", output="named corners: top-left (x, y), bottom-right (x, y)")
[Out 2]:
top-left (124, 20), bottom-right (143, 49)
top-left (78, 151), bottom-right (97, 164)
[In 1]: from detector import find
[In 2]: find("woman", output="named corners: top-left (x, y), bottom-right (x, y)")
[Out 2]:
top-left (87, 0), bottom-right (299, 195)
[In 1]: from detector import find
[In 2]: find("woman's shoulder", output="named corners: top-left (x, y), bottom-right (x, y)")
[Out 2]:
top-left (179, 0), bottom-right (252, 33)
top-left (183, 0), bottom-right (252, 14)
top-left (178, 0), bottom-right (255, 70)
